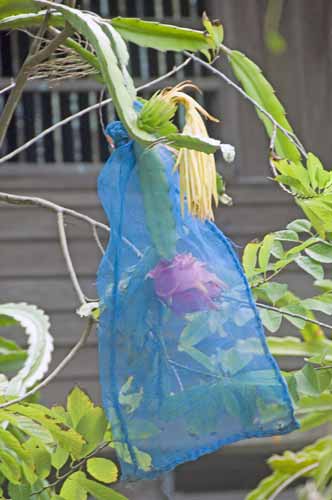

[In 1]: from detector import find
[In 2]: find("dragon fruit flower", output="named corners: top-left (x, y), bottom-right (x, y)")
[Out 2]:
top-left (147, 253), bottom-right (224, 315)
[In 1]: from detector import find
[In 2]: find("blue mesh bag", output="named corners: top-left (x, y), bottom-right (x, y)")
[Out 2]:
top-left (97, 119), bottom-right (299, 481)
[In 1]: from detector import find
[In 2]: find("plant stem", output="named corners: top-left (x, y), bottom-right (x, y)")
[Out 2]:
top-left (57, 211), bottom-right (86, 306)
top-left (257, 302), bottom-right (332, 332)
top-left (0, 24), bottom-right (73, 148)
top-left (0, 57), bottom-right (191, 164)
top-left (185, 51), bottom-right (308, 158)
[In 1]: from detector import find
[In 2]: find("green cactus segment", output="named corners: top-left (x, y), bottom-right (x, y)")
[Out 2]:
top-left (134, 143), bottom-right (177, 260)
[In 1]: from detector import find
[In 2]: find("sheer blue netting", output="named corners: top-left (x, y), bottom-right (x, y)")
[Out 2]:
top-left (97, 119), bottom-right (299, 481)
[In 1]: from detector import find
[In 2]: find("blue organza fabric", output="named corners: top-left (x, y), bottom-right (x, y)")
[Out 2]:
top-left (97, 120), bottom-right (299, 481)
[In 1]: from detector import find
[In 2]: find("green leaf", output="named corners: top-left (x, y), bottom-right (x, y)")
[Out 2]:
top-left (228, 50), bottom-right (300, 162)
top-left (86, 458), bottom-right (118, 484)
top-left (134, 143), bottom-right (176, 259)
top-left (67, 387), bottom-right (94, 428)
top-left (305, 242), bottom-right (332, 263)
top-left (268, 336), bottom-right (332, 364)
top-left (119, 376), bottom-right (143, 414)
top-left (314, 280), bottom-right (332, 292)
top-left (274, 229), bottom-right (299, 242)
top-left (0, 336), bottom-right (27, 374)
top-left (60, 472), bottom-right (87, 500)
top-left (5, 404), bottom-right (84, 458)
top-left (259, 308), bottom-right (282, 333)
top-left (295, 256), bottom-right (324, 280)
top-left (245, 471), bottom-right (289, 500)
top-left (258, 234), bottom-right (275, 273)
top-left (76, 472), bottom-right (127, 500)
top-left (24, 437), bottom-right (51, 479)
top-left (255, 283), bottom-right (288, 304)
top-left (8, 483), bottom-right (34, 500)
top-left (242, 242), bottom-right (259, 277)
top-left (0, 449), bottom-right (21, 484)
top-left (76, 407), bottom-right (108, 457)
top-left (179, 312), bottom-right (212, 347)
top-left (51, 446), bottom-right (69, 471)
top-left (0, 1), bottom-right (39, 18)
top-left (111, 17), bottom-right (212, 52)
top-left (202, 12), bottom-right (223, 52)
top-left (0, 303), bottom-right (53, 397)
top-left (286, 218), bottom-right (312, 233)
top-left (0, 314), bottom-right (17, 327)
top-left (297, 195), bottom-right (332, 238)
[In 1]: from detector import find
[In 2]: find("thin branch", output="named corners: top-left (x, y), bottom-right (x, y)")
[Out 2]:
top-left (269, 463), bottom-right (318, 500)
top-left (0, 24), bottom-right (73, 148)
top-left (0, 82), bottom-right (15, 95)
top-left (31, 441), bottom-right (110, 497)
top-left (0, 317), bottom-right (95, 409)
top-left (269, 123), bottom-right (293, 195)
top-left (257, 302), bottom-right (332, 332)
top-left (0, 191), bottom-right (141, 257)
top-left (57, 211), bottom-right (86, 305)
top-left (92, 224), bottom-right (105, 255)
top-left (0, 57), bottom-right (191, 164)
top-left (184, 51), bottom-right (308, 159)
top-left (0, 191), bottom-right (109, 231)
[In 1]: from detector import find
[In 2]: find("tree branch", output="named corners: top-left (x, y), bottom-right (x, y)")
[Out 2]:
top-left (257, 302), bottom-right (332, 332)
top-left (0, 317), bottom-right (95, 409)
top-left (57, 211), bottom-right (86, 305)
top-left (185, 51), bottom-right (308, 159)
top-left (0, 24), bottom-right (73, 148)
top-left (0, 191), bottom-right (141, 257)
top-left (0, 57), bottom-right (191, 164)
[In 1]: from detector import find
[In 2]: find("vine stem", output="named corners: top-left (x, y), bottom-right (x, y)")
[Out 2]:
top-left (0, 57), bottom-right (191, 164)
top-left (184, 51), bottom-right (308, 159)
top-left (269, 463), bottom-right (318, 500)
top-left (0, 317), bottom-right (95, 409)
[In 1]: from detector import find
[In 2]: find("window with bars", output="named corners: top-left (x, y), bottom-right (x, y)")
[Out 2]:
top-left (0, 0), bottom-right (221, 164)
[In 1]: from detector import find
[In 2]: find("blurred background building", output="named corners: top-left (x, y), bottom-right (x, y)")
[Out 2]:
top-left (1, 1), bottom-right (331, 498)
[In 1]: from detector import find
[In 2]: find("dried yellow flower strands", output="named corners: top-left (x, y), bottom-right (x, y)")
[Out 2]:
top-left (162, 82), bottom-right (220, 220)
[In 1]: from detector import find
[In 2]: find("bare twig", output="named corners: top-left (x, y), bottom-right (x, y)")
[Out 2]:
top-left (92, 224), bottom-right (105, 255)
top-left (0, 317), bottom-right (95, 409)
top-left (269, 463), bottom-right (318, 500)
top-left (184, 51), bottom-right (308, 158)
top-left (57, 211), bottom-right (86, 305)
top-left (0, 24), bottom-right (73, 148)
top-left (0, 191), bottom-right (141, 257)
top-left (0, 57), bottom-right (191, 164)
top-left (256, 302), bottom-right (332, 332)
top-left (0, 82), bottom-right (15, 95)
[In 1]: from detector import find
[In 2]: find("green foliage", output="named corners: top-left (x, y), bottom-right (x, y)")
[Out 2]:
top-left (0, 387), bottom-right (124, 499)
top-left (228, 50), bottom-right (300, 161)
top-left (111, 16), bottom-right (213, 53)
top-left (272, 153), bottom-right (332, 238)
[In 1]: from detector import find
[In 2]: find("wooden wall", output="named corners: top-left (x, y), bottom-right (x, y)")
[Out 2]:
top-left (0, 0), bottom-right (331, 494)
